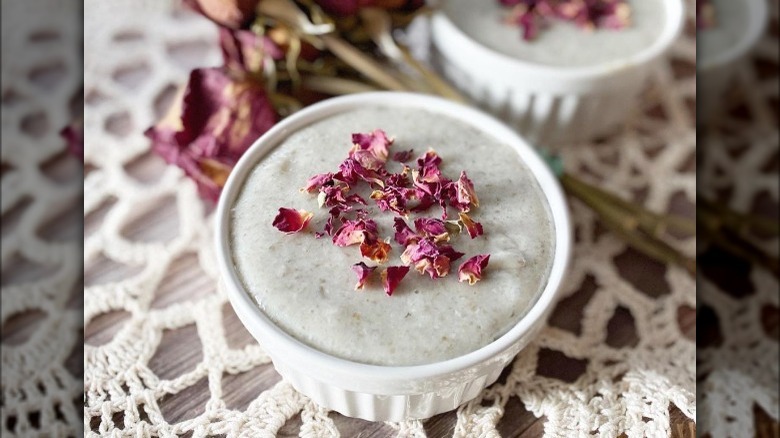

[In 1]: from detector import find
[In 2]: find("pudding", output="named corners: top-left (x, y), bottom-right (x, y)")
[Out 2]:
top-left (441, 0), bottom-right (666, 68)
top-left (430, 0), bottom-right (683, 144)
top-left (229, 106), bottom-right (555, 366)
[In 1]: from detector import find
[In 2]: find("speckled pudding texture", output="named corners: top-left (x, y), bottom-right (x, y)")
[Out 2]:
top-left (441, 0), bottom-right (666, 68)
top-left (230, 107), bottom-right (555, 366)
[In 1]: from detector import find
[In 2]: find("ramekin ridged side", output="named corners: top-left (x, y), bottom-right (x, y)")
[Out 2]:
top-left (215, 92), bottom-right (571, 422)
top-left (430, 0), bottom-right (684, 146)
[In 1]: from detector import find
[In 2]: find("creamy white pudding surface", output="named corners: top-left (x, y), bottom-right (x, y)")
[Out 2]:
top-left (230, 107), bottom-right (555, 366)
top-left (441, 0), bottom-right (665, 68)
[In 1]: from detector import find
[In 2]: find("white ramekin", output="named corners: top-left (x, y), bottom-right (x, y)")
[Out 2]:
top-left (697, 0), bottom-right (767, 123)
top-left (430, 0), bottom-right (684, 145)
top-left (215, 92), bottom-right (571, 422)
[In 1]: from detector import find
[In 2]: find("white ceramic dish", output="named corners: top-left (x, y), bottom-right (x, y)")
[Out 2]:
top-left (697, 0), bottom-right (767, 124)
top-left (430, 0), bottom-right (684, 145)
top-left (215, 92), bottom-right (571, 421)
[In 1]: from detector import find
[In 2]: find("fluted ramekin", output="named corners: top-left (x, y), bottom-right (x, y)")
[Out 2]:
top-left (430, 0), bottom-right (684, 145)
top-left (215, 92), bottom-right (571, 422)
top-left (697, 0), bottom-right (767, 123)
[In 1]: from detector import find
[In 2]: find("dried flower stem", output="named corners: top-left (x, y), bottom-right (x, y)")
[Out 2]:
top-left (302, 76), bottom-right (381, 95)
top-left (561, 174), bottom-right (697, 275)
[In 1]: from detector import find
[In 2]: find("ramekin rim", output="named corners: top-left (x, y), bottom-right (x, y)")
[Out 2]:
top-left (215, 92), bottom-right (572, 384)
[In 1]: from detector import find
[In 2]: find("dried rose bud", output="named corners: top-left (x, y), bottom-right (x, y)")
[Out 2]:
top-left (360, 239), bottom-right (392, 264)
top-left (351, 262), bottom-right (377, 290)
top-left (458, 212), bottom-right (484, 239)
top-left (381, 266), bottom-right (410, 296)
top-left (458, 254), bottom-right (491, 285)
top-left (272, 208), bottom-right (313, 234)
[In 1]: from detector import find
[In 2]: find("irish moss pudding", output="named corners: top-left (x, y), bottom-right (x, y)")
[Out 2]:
top-left (229, 107), bottom-right (555, 366)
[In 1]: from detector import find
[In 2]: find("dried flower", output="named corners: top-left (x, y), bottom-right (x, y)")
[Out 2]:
top-left (381, 265), bottom-right (410, 296)
top-left (145, 68), bottom-right (277, 202)
top-left (272, 208), bottom-right (313, 234)
top-left (185, 0), bottom-right (259, 29)
top-left (360, 239), bottom-right (392, 263)
top-left (500, 0), bottom-right (631, 41)
top-left (458, 212), bottom-right (484, 239)
top-left (351, 262), bottom-right (377, 289)
top-left (458, 254), bottom-right (490, 285)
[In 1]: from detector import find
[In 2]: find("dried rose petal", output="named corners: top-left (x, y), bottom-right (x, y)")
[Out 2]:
top-left (459, 212), bottom-right (484, 239)
top-left (302, 172), bottom-right (334, 193)
top-left (501, 0), bottom-right (631, 41)
top-left (272, 208), bottom-right (313, 234)
top-left (392, 149), bottom-right (414, 163)
top-left (456, 171), bottom-right (479, 209)
top-left (336, 158), bottom-right (386, 187)
top-left (393, 218), bottom-right (419, 246)
top-left (414, 255), bottom-right (452, 279)
top-left (332, 218), bottom-right (378, 247)
top-left (185, 0), bottom-right (259, 29)
top-left (351, 262), bottom-right (377, 290)
top-left (414, 218), bottom-right (449, 242)
top-left (360, 239), bottom-right (392, 264)
top-left (352, 129), bottom-right (392, 162)
top-left (458, 254), bottom-right (490, 285)
top-left (381, 265), bottom-right (410, 296)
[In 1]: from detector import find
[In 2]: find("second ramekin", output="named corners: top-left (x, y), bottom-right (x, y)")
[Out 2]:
top-left (430, 0), bottom-right (684, 146)
top-left (215, 92), bottom-right (571, 422)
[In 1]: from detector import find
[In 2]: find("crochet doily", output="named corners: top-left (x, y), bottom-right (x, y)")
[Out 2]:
top-left (0, 0), bottom-right (771, 435)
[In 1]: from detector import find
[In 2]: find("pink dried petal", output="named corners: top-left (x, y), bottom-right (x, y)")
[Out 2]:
top-left (272, 208), bottom-right (313, 234)
top-left (336, 158), bottom-right (385, 187)
top-left (381, 265), bottom-right (410, 296)
top-left (456, 171), bottom-right (480, 209)
top-left (392, 149), bottom-right (414, 163)
top-left (352, 129), bottom-right (392, 162)
top-left (393, 218), bottom-right (419, 246)
top-left (414, 254), bottom-right (452, 279)
top-left (458, 212), bottom-right (484, 239)
top-left (219, 27), bottom-right (281, 75)
top-left (332, 218), bottom-right (378, 247)
top-left (360, 239), bottom-right (392, 264)
top-left (414, 218), bottom-right (449, 242)
top-left (351, 262), bottom-right (377, 290)
top-left (302, 172), bottom-right (334, 192)
top-left (458, 254), bottom-right (490, 285)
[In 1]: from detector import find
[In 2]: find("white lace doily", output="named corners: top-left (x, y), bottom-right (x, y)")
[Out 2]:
top-left (1, 0), bottom-right (83, 436)
top-left (62, 0), bottom-right (767, 436)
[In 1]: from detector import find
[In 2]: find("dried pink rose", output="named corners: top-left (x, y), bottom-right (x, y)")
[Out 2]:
top-left (220, 28), bottom-right (283, 74)
top-left (458, 254), bottom-right (491, 285)
top-left (458, 212), bottom-right (484, 239)
top-left (145, 68), bottom-right (277, 202)
top-left (351, 262), bottom-right (377, 290)
top-left (400, 238), bottom-right (464, 279)
top-left (272, 208), bottom-right (313, 234)
top-left (381, 265), bottom-right (410, 296)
